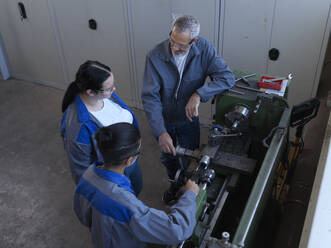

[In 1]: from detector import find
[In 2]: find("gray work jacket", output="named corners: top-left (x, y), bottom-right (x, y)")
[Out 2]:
top-left (74, 164), bottom-right (197, 248)
top-left (61, 93), bottom-right (138, 184)
top-left (141, 37), bottom-right (235, 138)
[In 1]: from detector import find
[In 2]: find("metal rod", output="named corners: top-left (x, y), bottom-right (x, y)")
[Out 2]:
top-left (212, 133), bottom-right (242, 138)
top-left (199, 177), bottom-right (229, 248)
top-left (232, 108), bottom-right (291, 247)
top-left (228, 89), bottom-right (245, 95)
top-left (261, 79), bottom-right (282, 85)
top-left (262, 77), bottom-right (286, 83)
top-left (234, 84), bottom-right (265, 93)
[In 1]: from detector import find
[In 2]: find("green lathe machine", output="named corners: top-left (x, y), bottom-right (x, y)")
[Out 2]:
top-left (169, 71), bottom-right (293, 248)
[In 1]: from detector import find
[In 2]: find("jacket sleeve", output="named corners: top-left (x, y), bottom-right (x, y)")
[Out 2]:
top-left (196, 42), bottom-right (235, 102)
top-left (129, 190), bottom-right (197, 245)
top-left (65, 125), bottom-right (95, 184)
top-left (141, 55), bottom-right (167, 138)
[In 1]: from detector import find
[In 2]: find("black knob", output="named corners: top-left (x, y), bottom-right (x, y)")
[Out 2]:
top-left (269, 48), bottom-right (280, 61)
top-left (89, 19), bottom-right (97, 30)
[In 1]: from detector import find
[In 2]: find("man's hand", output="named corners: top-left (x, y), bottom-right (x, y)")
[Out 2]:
top-left (158, 132), bottom-right (176, 156)
top-left (182, 179), bottom-right (200, 195)
top-left (185, 92), bottom-right (201, 122)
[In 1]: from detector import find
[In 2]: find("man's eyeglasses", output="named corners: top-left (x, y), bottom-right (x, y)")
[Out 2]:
top-left (169, 31), bottom-right (194, 50)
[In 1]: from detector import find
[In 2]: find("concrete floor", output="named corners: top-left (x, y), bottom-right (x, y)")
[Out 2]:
top-left (0, 79), bottom-right (207, 248)
top-left (0, 80), bottom-right (96, 247)
top-left (0, 70), bottom-right (329, 247)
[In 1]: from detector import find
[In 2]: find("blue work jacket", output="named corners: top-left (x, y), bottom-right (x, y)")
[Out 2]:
top-left (61, 93), bottom-right (138, 184)
top-left (74, 164), bottom-right (197, 248)
top-left (141, 37), bottom-right (235, 138)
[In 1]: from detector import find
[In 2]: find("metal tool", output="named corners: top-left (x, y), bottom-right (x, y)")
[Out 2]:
top-left (208, 125), bottom-right (243, 146)
top-left (235, 73), bottom-right (256, 86)
top-left (262, 73), bottom-right (293, 83)
top-left (253, 97), bottom-right (262, 114)
top-left (261, 80), bottom-right (282, 85)
top-left (224, 105), bottom-right (250, 131)
top-left (199, 155), bottom-right (211, 169)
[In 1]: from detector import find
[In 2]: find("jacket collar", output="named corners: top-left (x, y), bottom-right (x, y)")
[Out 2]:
top-left (93, 163), bottom-right (135, 194)
top-left (75, 94), bottom-right (90, 123)
top-left (73, 93), bottom-right (138, 132)
top-left (74, 93), bottom-right (121, 123)
top-left (157, 38), bottom-right (201, 62)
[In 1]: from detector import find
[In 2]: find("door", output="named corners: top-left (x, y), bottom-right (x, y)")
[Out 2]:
top-left (221, 0), bottom-right (275, 74)
top-left (267, 0), bottom-right (330, 105)
top-left (0, 0), bottom-right (64, 84)
top-left (51, 0), bottom-right (134, 104)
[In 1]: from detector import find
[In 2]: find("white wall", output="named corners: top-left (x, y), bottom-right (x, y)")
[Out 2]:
top-left (0, 0), bottom-right (64, 87)
top-left (221, 0), bottom-right (331, 106)
top-left (0, 0), bottom-right (330, 112)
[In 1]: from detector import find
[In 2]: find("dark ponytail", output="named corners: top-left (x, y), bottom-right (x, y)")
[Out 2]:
top-left (61, 82), bottom-right (79, 112)
top-left (61, 60), bottom-right (112, 112)
top-left (95, 123), bottom-right (141, 166)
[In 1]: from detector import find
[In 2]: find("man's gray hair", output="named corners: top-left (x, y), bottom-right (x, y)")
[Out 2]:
top-left (172, 15), bottom-right (200, 39)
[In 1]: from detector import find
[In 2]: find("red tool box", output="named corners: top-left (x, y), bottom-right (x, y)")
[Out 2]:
top-left (258, 76), bottom-right (283, 90)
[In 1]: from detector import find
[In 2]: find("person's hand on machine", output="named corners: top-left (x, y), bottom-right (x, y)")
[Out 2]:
top-left (158, 132), bottom-right (176, 155)
top-left (182, 179), bottom-right (200, 195)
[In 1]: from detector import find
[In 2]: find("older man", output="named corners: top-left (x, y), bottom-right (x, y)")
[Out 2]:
top-left (142, 15), bottom-right (235, 199)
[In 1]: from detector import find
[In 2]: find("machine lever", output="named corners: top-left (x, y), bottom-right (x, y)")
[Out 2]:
top-left (262, 126), bottom-right (286, 148)
top-left (211, 133), bottom-right (242, 138)
top-left (199, 203), bottom-right (210, 221)
top-left (253, 98), bottom-right (262, 114)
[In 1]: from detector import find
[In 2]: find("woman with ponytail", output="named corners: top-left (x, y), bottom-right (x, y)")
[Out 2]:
top-left (74, 123), bottom-right (199, 247)
top-left (61, 60), bottom-right (142, 195)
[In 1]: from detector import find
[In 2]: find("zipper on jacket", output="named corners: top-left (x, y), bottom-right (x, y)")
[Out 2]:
top-left (169, 60), bottom-right (181, 101)
top-left (174, 55), bottom-right (193, 100)
top-left (174, 79), bottom-right (181, 100)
